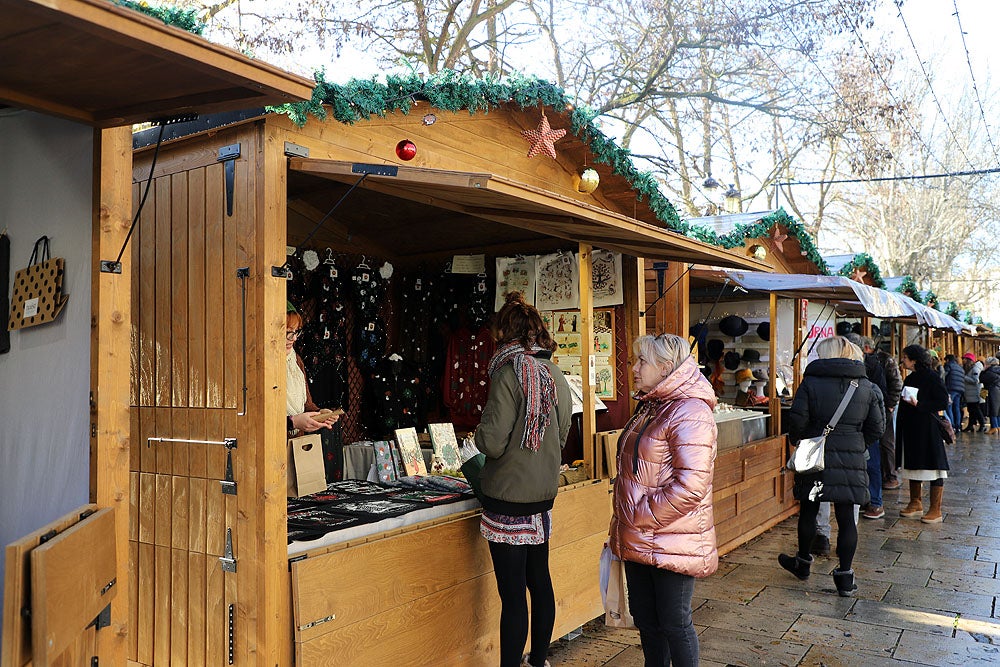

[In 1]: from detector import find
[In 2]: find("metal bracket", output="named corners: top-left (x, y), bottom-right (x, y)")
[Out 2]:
top-left (87, 604), bottom-right (111, 630)
top-left (219, 528), bottom-right (237, 573)
top-left (236, 268), bottom-right (249, 416)
top-left (271, 265), bottom-right (292, 279)
top-left (352, 163), bottom-right (397, 176)
top-left (288, 554), bottom-right (307, 571)
top-left (284, 141), bottom-right (310, 158)
top-left (99, 260), bottom-right (122, 274)
top-left (217, 143), bottom-right (240, 217)
top-left (298, 613), bottom-right (336, 632)
top-left (220, 449), bottom-right (237, 496)
top-left (228, 604), bottom-right (235, 665)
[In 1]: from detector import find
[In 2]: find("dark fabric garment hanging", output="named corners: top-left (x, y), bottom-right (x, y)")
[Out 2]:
top-left (0, 232), bottom-right (9, 353)
top-left (363, 355), bottom-right (423, 438)
top-left (441, 325), bottom-right (495, 430)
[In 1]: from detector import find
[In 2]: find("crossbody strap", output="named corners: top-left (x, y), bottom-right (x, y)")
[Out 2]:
top-left (822, 380), bottom-right (859, 435)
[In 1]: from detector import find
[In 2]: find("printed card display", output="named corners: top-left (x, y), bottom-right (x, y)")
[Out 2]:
top-left (427, 423), bottom-right (462, 471)
top-left (544, 309), bottom-right (616, 400)
top-left (372, 440), bottom-right (399, 483)
top-left (592, 249), bottom-right (623, 307)
top-left (394, 427), bottom-right (427, 476)
top-left (535, 252), bottom-right (579, 311)
top-left (495, 255), bottom-right (536, 309)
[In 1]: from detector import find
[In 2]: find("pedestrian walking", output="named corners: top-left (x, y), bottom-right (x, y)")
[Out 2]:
top-left (778, 337), bottom-right (884, 597)
top-left (475, 292), bottom-right (572, 667)
top-left (943, 354), bottom-right (965, 430)
top-left (864, 337), bottom-right (902, 490)
top-left (846, 333), bottom-right (888, 520)
top-left (897, 345), bottom-right (951, 523)
top-left (981, 357), bottom-right (1000, 434)
top-left (609, 333), bottom-right (718, 667)
top-left (962, 353), bottom-right (986, 433)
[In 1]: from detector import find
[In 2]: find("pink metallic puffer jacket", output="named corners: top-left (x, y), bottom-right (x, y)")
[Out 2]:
top-left (609, 356), bottom-right (719, 578)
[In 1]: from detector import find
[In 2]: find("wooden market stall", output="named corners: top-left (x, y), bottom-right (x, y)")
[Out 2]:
top-left (0, 2), bottom-right (312, 666)
top-left (126, 92), bottom-right (769, 666)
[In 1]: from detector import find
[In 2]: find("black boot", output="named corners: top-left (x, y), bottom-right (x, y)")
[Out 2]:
top-left (778, 553), bottom-right (812, 580)
top-left (810, 534), bottom-right (831, 557)
top-left (832, 569), bottom-right (857, 597)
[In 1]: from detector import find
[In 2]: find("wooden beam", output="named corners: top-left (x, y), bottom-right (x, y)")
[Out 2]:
top-left (769, 293), bottom-right (780, 437)
top-left (90, 125), bottom-right (133, 665)
top-left (579, 245), bottom-right (596, 480)
top-left (623, 255), bottom-right (644, 414)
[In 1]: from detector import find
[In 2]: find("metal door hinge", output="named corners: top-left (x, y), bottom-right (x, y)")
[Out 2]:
top-left (217, 143), bottom-right (240, 217)
top-left (219, 528), bottom-right (237, 572)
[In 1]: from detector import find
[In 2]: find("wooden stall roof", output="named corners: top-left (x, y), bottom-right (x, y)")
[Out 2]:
top-left (0, 0), bottom-right (313, 127)
top-left (289, 158), bottom-right (773, 270)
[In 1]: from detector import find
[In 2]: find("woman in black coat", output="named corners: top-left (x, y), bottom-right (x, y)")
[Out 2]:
top-left (778, 337), bottom-right (884, 596)
top-left (981, 358), bottom-right (1000, 433)
top-left (896, 345), bottom-right (950, 523)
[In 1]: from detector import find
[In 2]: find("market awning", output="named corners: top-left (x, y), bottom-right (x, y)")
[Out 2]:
top-left (696, 269), bottom-right (974, 333)
top-left (288, 158), bottom-right (773, 269)
top-left (0, 0), bottom-right (314, 127)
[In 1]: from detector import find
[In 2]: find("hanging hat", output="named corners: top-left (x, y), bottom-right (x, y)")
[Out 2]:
top-left (706, 339), bottom-right (725, 361)
top-left (723, 351), bottom-right (741, 370)
top-left (835, 321), bottom-right (853, 336)
top-left (719, 315), bottom-right (748, 338)
top-left (851, 322), bottom-right (863, 335)
top-left (756, 322), bottom-right (770, 341)
top-left (735, 368), bottom-right (754, 384)
top-left (741, 349), bottom-right (761, 363)
top-left (752, 369), bottom-right (768, 382)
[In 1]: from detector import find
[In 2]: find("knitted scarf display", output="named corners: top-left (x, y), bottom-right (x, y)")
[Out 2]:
top-left (487, 341), bottom-right (557, 452)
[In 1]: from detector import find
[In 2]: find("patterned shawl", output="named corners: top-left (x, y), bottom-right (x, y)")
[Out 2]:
top-left (487, 341), bottom-right (557, 452)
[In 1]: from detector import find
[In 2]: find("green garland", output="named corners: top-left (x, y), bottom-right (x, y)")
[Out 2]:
top-left (836, 252), bottom-right (886, 288)
top-left (112, 0), bottom-right (205, 34)
top-left (895, 275), bottom-right (923, 304)
top-left (964, 311), bottom-right (974, 324)
top-left (946, 302), bottom-right (960, 318)
top-left (924, 290), bottom-right (939, 309)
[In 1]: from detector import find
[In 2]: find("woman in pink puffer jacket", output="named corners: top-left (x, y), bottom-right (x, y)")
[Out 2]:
top-left (609, 333), bottom-right (718, 667)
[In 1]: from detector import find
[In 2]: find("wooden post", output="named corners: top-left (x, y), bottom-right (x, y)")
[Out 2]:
top-left (623, 255), bottom-right (645, 412)
top-left (579, 244), bottom-right (596, 479)
top-left (769, 293), bottom-right (780, 436)
top-left (90, 125), bottom-right (133, 664)
top-left (793, 299), bottom-right (804, 391)
top-left (655, 261), bottom-right (690, 336)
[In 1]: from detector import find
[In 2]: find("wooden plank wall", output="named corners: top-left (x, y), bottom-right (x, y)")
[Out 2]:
top-left (129, 125), bottom-right (261, 665)
top-left (290, 482), bottom-right (610, 667)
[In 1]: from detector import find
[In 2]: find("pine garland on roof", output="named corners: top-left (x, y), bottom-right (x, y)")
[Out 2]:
top-left (946, 302), bottom-right (960, 318)
top-left (924, 290), bottom-right (939, 309)
top-left (963, 311), bottom-right (974, 324)
top-left (895, 275), bottom-right (923, 303)
top-left (112, 0), bottom-right (205, 34)
top-left (837, 253), bottom-right (886, 288)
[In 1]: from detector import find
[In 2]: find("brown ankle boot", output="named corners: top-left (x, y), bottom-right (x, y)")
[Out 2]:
top-left (921, 486), bottom-right (944, 523)
top-left (900, 480), bottom-right (923, 518)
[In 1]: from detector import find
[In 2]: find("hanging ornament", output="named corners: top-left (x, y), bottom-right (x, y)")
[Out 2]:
top-left (575, 168), bottom-right (600, 194)
top-left (521, 113), bottom-right (566, 160)
top-left (395, 139), bottom-right (417, 161)
top-left (850, 266), bottom-right (868, 282)
top-left (771, 227), bottom-right (788, 253)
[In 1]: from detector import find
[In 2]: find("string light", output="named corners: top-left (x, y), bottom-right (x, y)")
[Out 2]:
top-left (787, 165), bottom-right (1000, 186)
top-left (951, 0), bottom-right (1000, 168)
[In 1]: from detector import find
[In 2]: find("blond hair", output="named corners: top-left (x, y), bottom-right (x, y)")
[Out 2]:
top-left (815, 336), bottom-right (863, 361)
top-left (634, 333), bottom-right (691, 376)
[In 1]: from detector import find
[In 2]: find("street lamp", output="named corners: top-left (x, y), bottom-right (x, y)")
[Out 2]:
top-left (723, 184), bottom-right (742, 213)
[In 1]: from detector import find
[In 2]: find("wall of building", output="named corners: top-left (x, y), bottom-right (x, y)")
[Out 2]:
top-left (0, 110), bottom-right (93, 620)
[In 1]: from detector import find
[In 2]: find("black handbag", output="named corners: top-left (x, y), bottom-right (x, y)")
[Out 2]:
top-left (934, 414), bottom-right (956, 445)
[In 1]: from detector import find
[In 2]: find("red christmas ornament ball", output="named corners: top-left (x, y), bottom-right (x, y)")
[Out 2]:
top-left (395, 139), bottom-right (417, 161)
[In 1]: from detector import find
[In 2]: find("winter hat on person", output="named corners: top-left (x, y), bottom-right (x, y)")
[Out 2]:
top-left (928, 349), bottom-right (939, 360)
top-left (719, 315), bottom-right (748, 337)
top-left (723, 351), bottom-right (742, 370)
top-left (835, 321), bottom-right (853, 336)
top-left (851, 322), bottom-right (863, 335)
top-left (963, 352), bottom-right (976, 362)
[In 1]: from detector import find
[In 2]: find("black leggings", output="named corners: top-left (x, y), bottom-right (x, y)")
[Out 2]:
top-left (967, 402), bottom-right (986, 428)
top-left (798, 499), bottom-right (857, 572)
top-left (487, 540), bottom-right (556, 667)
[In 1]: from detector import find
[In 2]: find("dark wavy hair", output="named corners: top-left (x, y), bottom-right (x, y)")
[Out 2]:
top-left (495, 292), bottom-right (556, 351)
top-left (902, 344), bottom-right (932, 371)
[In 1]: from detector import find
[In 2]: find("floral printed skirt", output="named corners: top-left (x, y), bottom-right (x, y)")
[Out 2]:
top-left (480, 509), bottom-right (552, 546)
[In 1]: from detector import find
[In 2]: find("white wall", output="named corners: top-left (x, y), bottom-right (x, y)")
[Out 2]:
top-left (0, 110), bottom-right (93, 619)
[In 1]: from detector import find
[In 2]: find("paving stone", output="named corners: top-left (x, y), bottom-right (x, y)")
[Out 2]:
top-left (880, 582), bottom-right (996, 617)
top-left (546, 635), bottom-right (629, 666)
top-left (954, 612), bottom-right (1000, 644)
top-left (976, 546), bottom-right (1000, 562)
top-left (783, 612), bottom-right (901, 655)
top-left (881, 537), bottom-right (978, 559)
top-left (748, 585), bottom-right (856, 619)
top-left (894, 551), bottom-right (997, 577)
top-left (691, 599), bottom-right (799, 637)
top-left (697, 626), bottom-right (810, 667)
top-left (853, 563), bottom-right (932, 587)
top-left (892, 628), bottom-right (1000, 665)
top-left (918, 531), bottom-right (1000, 549)
top-left (797, 644), bottom-right (911, 666)
top-left (846, 598), bottom-right (956, 636)
top-left (693, 574), bottom-right (766, 603)
top-left (976, 524), bottom-right (1000, 538)
top-left (927, 570), bottom-right (1000, 596)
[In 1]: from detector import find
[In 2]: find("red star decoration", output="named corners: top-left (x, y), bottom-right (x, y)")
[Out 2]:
top-left (771, 227), bottom-right (788, 253)
top-left (851, 267), bottom-right (868, 282)
top-left (521, 113), bottom-right (566, 160)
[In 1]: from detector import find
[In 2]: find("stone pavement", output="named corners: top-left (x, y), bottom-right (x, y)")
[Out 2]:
top-left (546, 430), bottom-right (1000, 666)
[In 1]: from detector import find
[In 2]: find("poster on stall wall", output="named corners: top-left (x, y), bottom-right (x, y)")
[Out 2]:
top-left (535, 252), bottom-right (579, 311)
top-left (544, 309), bottom-right (616, 400)
top-left (592, 249), bottom-right (624, 307)
top-left (495, 255), bottom-right (536, 310)
top-left (805, 300), bottom-right (835, 366)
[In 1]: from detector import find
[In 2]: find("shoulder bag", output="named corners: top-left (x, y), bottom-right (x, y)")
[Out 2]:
top-left (787, 380), bottom-right (859, 474)
top-left (934, 413), bottom-right (955, 445)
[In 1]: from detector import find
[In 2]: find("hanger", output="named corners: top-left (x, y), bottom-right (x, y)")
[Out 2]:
top-left (358, 255), bottom-right (371, 270)
top-left (324, 248), bottom-right (336, 265)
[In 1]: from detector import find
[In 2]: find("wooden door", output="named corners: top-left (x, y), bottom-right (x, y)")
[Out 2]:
top-left (128, 123), bottom-right (275, 666)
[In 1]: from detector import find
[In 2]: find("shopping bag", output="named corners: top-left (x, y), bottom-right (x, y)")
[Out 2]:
top-left (786, 435), bottom-right (826, 474)
top-left (8, 235), bottom-right (69, 331)
top-left (287, 435), bottom-right (327, 497)
top-left (601, 545), bottom-right (634, 628)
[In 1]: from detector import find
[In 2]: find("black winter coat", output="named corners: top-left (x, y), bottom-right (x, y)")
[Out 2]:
top-left (980, 365), bottom-right (1000, 418)
top-left (944, 360), bottom-right (965, 395)
top-left (788, 358), bottom-right (885, 505)
top-left (896, 367), bottom-right (950, 472)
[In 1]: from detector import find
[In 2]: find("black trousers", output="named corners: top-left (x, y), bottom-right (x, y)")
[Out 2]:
top-left (967, 402), bottom-right (986, 429)
top-left (487, 540), bottom-right (556, 667)
top-left (623, 561), bottom-right (699, 667)
top-left (798, 499), bottom-right (857, 572)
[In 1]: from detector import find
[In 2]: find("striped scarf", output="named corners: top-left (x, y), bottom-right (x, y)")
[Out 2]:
top-left (488, 341), bottom-right (557, 452)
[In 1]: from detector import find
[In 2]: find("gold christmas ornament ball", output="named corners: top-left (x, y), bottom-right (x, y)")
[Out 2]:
top-left (575, 168), bottom-right (600, 193)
